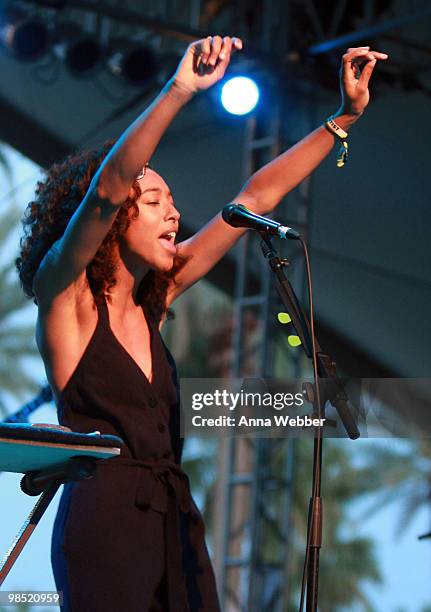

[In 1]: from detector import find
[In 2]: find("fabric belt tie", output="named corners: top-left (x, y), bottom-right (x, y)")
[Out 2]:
top-left (106, 456), bottom-right (199, 611)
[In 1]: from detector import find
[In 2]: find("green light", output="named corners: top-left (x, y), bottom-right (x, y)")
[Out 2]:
top-left (277, 312), bottom-right (292, 324)
top-left (288, 335), bottom-right (301, 347)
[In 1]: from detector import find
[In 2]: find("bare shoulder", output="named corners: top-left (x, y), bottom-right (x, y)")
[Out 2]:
top-left (32, 238), bottom-right (69, 301)
top-left (35, 267), bottom-right (98, 397)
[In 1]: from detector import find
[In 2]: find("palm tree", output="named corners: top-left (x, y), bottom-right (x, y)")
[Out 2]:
top-left (288, 438), bottom-right (382, 611)
top-left (356, 438), bottom-right (431, 537)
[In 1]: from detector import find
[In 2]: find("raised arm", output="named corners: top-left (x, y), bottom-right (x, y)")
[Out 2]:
top-left (235, 47), bottom-right (388, 212)
top-left (34, 35), bottom-right (242, 301)
top-left (169, 47), bottom-right (388, 304)
top-left (98, 36), bottom-right (243, 205)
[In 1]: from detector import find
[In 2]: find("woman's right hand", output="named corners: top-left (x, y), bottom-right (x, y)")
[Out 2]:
top-left (171, 35), bottom-right (243, 95)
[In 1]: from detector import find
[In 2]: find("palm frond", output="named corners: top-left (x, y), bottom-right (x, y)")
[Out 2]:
top-left (395, 482), bottom-right (430, 535)
top-left (0, 289), bottom-right (30, 321)
top-left (0, 207), bottom-right (22, 246)
top-left (0, 366), bottom-right (39, 397)
top-left (0, 324), bottom-right (36, 343)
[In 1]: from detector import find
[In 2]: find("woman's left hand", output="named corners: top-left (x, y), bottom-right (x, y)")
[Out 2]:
top-left (172, 35), bottom-right (243, 95)
top-left (339, 46), bottom-right (388, 116)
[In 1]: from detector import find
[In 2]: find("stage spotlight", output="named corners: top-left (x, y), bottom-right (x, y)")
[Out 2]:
top-left (107, 41), bottom-right (159, 87)
top-left (53, 23), bottom-right (102, 77)
top-left (221, 76), bottom-right (259, 115)
top-left (67, 38), bottom-right (101, 74)
top-left (0, 6), bottom-right (49, 61)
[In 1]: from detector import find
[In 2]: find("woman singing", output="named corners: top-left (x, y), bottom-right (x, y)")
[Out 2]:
top-left (16, 35), bottom-right (386, 611)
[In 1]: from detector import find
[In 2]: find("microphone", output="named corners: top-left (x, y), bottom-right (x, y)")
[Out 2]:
top-left (222, 204), bottom-right (300, 240)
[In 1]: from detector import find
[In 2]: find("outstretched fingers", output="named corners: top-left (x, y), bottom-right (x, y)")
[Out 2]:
top-left (179, 35), bottom-right (243, 92)
top-left (342, 47), bottom-right (388, 79)
top-left (207, 35), bottom-right (223, 66)
top-left (217, 36), bottom-right (243, 74)
top-left (219, 36), bottom-right (232, 61)
top-left (197, 35), bottom-right (242, 68)
top-left (198, 36), bottom-right (212, 64)
top-left (356, 56), bottom-right (377, 89)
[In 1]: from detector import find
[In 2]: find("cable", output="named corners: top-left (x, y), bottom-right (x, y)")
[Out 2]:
top-left (297, 235), bottom-right (323, 612)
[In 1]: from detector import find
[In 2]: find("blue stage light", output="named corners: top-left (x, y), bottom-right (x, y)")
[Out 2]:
top-left (221, 76), bottom-right (259, 115)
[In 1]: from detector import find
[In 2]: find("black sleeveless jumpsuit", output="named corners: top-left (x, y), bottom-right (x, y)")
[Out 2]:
top-left (51, 298), bottom-right (221, 611)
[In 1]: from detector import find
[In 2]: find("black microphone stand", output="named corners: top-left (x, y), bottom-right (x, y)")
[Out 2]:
top-left (259, 235), bottom-right (360, 612)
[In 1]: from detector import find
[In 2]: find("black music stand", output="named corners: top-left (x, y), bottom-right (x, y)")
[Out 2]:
top-left (0, 422), bottom-right (123, 586)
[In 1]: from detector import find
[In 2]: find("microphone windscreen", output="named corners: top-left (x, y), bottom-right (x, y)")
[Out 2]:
top-left (222, 203), bottom-right (251, 228)
top-left (222, 203), bottom-right (239, 224)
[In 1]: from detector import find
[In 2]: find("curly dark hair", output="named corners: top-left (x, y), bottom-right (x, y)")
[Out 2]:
top-left (16, 140), bottom-right (187, 325)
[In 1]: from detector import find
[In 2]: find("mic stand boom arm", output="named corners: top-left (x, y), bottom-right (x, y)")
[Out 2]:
top-left (260, 237), bottom-right (360, 440)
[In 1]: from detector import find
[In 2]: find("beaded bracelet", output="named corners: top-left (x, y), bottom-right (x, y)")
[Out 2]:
top-left (324, 116), bottom-right (349, 168)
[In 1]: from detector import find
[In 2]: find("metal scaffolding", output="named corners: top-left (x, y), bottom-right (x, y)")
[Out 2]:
top-left (211, 84), bottom-right (319, 610)
top-left (211, 2), bottom-right (313, 609)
